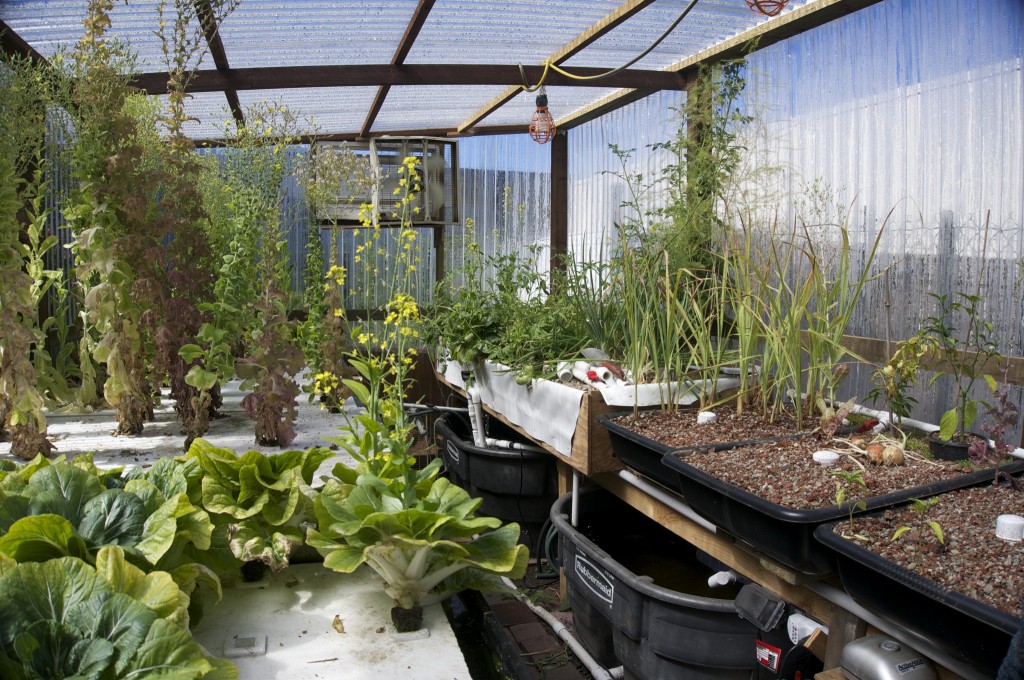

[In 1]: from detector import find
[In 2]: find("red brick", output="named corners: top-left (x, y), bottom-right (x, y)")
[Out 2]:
top-left (541, 665), bottom-right (588, 680)
top-left (490, 600), bottom-right (536, 627)
top-left (510, 622), bottom-right (562, 655)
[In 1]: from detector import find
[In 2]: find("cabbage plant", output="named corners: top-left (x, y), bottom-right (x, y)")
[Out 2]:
top-left (0, 546), bottom-right (235, 680)
top-left (307, 454), bottom-right (528, 628)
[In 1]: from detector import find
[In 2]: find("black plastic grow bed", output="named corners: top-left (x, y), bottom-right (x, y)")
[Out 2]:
top-left (815, 517), bottom-right (1016, 676)
top-left (660, 451), bottom-right (1024, 575)
top-left (435, 413), bottom-right (556, 526)
top-left (598, 412), bottom-right (809, 489)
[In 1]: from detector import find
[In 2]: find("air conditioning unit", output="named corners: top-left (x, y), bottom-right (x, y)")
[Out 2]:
top-left (313, 137), bottom-right (458, 225)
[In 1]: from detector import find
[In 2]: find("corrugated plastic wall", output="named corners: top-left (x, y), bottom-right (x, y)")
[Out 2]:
top-left (733, 0), bottom-right (1023, 428)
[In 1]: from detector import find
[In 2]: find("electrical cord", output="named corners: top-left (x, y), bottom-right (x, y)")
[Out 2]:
top-left (518, 0), bottom-right (701, 91)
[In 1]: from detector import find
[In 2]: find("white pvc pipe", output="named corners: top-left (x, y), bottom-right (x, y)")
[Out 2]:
top-left (484, 438), bottom-right (548, 454)
top-left (617, 469), bottom-right (718, 534)
top-left (805, 581), bottom-right (989, 680)
top-left (466, 386), bottom-right (486, 448)
top-left (571, 469), bottom-right (580, 528)
top-left (500, 577), bottom-right (624, 680)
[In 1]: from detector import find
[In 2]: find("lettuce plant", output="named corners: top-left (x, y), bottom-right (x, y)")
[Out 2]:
top-left (0, 546), bottom-right (235, 680)
top-left (183, 439), bottom-right (332, 572)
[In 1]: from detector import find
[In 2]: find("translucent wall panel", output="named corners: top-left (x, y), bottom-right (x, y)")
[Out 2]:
top-left (567, 89), bottom-right (686, 260)
top-left (449, 135), bottom-right (551, 286)
top-left (733, 0), bottom-right (1023, 429)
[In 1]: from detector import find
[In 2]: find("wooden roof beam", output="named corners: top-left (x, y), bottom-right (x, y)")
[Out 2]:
top-left (194, 0), bottom-right (244, 126)
top-left (456, 0), bottom-right (658, 133)
top-left (360, 0), bottom-right (436, 139)
top-left (131, 63), bottom-right (684, 94)
top-left (0, 20), bottom-right (48, 66)
top-left (556, 0), bottom-right (885, 131)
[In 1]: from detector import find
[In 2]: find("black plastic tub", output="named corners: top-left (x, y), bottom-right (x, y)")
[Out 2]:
top-left (815, 517), bottom-right (1015, 676)
top-left (552, 487), bottom-right (764, 680)
top-left (661, 451), bottom-right (1024, 575)
top-left (435, 413), bottom-right (557, 527)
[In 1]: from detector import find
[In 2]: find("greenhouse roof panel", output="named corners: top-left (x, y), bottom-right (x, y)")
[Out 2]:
top-left (157, 90), bottom-right (233, 140)
top-left (2, 0), bottom-right (852, 139)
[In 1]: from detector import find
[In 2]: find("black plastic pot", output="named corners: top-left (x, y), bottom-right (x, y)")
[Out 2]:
top-left (815, 516), bottom-right (1016, 676)
top-left (927, 431), bottom-right (986, 462)
top-left (435, 414), bottom-right (556, 526)
top-left (551, 487), bottom-right (816, 680)
top-left (660, 450), bottom-right (1024, 575)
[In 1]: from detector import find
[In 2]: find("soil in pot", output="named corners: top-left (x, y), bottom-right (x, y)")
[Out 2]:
top-left (674, 436), bottom-right (985, 510)
top-left (827, 483), bottom-right (1024, 617)
top-left (392, 605), bottom-right (424, 632)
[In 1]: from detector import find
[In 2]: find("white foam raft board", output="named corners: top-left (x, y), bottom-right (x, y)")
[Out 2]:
top-left (0, 377), bottom-right (473, 679)
top-left (191, 563), bottom-right (471, 680)
top-left (0, 377), bottom-right (358, 477)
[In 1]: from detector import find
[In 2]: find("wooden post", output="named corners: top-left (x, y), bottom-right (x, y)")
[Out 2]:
top-left (549, 129), bottom-right (568, 291)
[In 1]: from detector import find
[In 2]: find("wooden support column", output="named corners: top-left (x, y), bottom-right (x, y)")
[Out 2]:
top-left (550, 129), bottom-right (568, 288)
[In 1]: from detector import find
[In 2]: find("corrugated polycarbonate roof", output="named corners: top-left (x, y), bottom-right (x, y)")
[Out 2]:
top-left (1, 0), bottom-right (820, 140)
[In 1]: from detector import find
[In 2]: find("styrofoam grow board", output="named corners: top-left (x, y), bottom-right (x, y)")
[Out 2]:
top-left (191, 563), bottom-right (471, 680)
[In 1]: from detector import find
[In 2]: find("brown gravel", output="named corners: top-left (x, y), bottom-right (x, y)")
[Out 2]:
top-left (830, 484), bottom-right (1024, 617)
top-left (615, 407), bottom-right (805, 448)
top-left (670, 436), bottom-right (981, 510)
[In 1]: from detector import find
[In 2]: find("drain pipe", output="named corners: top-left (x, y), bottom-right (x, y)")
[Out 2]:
top-left (617, 469), bottom-right (718, 534)
top-left (805, 581), bottom-right (988, 680)
top-left (571, 469), bottom-right (580, 527)
top-left (484, 438), bottom-right (548, 454)
top-left (501, 577), bottom-right (624, 680)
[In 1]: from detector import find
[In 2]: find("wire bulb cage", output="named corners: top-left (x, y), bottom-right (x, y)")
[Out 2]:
top-left (529, 88), bottom-right (556, 144)
top-left (745, 0), bottom-right (788, 17)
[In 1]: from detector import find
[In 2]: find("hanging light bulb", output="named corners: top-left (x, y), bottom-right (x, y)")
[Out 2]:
top-left (529, 86), bottom-right (556, 144)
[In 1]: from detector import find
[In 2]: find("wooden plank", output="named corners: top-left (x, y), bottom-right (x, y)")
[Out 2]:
top-left (131, 63), bottom-right (686, 95)
top-left (558, 0), bottom-right (884, 131)
top-left (194, 0), bottom-right (244, 126)
top-left (456, 0), bottom-right (658, 132)
top-left (591, 471), bottom-right (834, 623)
top-left (837, 333), bottom-right (1024, 386)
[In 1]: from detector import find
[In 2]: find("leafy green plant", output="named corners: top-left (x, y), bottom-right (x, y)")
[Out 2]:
top-left (182, 439), bottom-right (332, 572)
top-left (867, 335), bottom-right (933, 431)
top-left (0, 546), bottom-right (235, 679)
top-left (0, 455), bottom-right (216, 579)
top-left (892, 497), bottom-right (944, 548)
top-left (918, 292), bottom-right (1001, 442)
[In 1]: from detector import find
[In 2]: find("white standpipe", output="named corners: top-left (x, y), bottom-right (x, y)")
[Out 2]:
top-left (501, 577), bottom-right (624, 680)
top-left (466, 385), bottom-right (486, 448)
top-left (571, 469), bottom-right (580, 527)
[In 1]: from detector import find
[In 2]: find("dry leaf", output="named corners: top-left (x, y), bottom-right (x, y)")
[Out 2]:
top-left (332, 615), bottom-right (345, 634)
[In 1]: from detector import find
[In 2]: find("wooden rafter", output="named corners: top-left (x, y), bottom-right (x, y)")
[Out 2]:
top-left (456, 0), bottom-right (658, 133)
top-left (193, 0), bottom-right (244, 126)
top-left (130, 63), bottom-right (684, 95)
top-left (555, 0), bottom-right (885, 131)
top-left (360, 0), bottom-right (436, 139)
top-left (0, 20), bottom-right (48, 66)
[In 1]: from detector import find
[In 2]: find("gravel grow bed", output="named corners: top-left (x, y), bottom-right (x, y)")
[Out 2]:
top-left (826, 482), bottom-right (1024, 617)
top-left (671, 436), bottom-right (986, 511)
